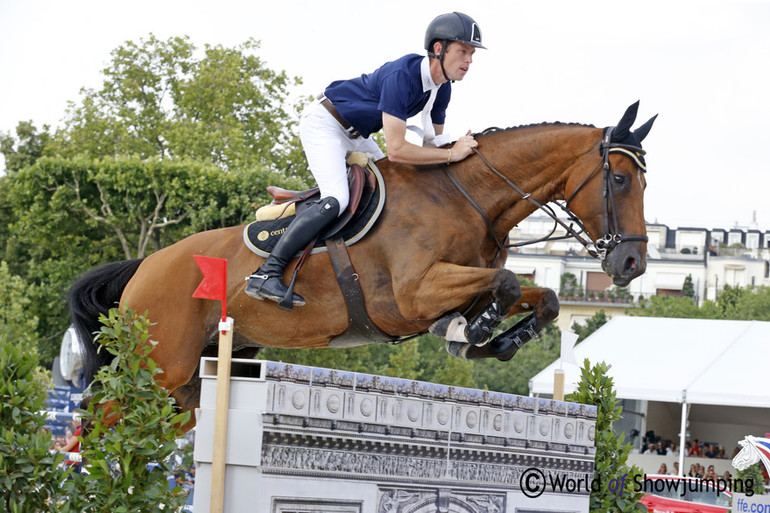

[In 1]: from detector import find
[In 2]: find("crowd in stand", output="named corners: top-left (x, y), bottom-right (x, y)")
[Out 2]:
top-left (640, 439), bottom-right (732, 460)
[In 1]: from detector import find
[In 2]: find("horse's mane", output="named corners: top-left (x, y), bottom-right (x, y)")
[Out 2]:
top-left (474, 121), bottom-right (597, 139)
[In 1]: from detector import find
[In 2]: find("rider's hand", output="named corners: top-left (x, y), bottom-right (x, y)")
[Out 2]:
top-left (450, 130), bottom-right (478, 162)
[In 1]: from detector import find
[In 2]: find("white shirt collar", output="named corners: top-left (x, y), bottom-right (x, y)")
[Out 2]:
top-left (420, 56), bottom-right (439, 93)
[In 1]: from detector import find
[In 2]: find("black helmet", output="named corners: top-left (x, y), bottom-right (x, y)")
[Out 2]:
top-left (424, 12), bottom-right (486, 56)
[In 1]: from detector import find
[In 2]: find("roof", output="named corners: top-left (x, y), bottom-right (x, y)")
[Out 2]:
top-left (529, 316), bottom-right (770, 408)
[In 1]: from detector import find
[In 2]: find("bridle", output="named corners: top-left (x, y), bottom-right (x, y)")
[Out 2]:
top-left (443, 125), bottom-right (649, 263)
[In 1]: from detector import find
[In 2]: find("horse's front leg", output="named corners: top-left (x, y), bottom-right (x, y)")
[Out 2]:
top-left (393, 262), bottom-right (521, 343)
top-left (458, 286), bottom-right (560, 361)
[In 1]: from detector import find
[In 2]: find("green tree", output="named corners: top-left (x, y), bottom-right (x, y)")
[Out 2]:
top-left (716, 284), bottom-right (745, 318)
top-left (571, 309), bottom-right (609, 343)
top-left (559, 272), bottom-right (579, 296)
top-left (682, 274), bottom-right (695, 298)
top-left (0, 335), bottom-right (65, 513)
top-left (59, 308), bottom-right (189, 513)
top-left (629, 295), bottom-right (707, 319)
top-left (5, 156), bottom-right (304, 363)
top-left (52, 35), bottom-right (308, 177)
top-left (385, 340), bottom-right (421, 380)
top-left (471, 320), bottom-right (561, 396)
top-left (0, 121), bottom-right (51, 174)
top-left (735, 463), bottom-right (766, 496)
top-left (568, 359), bottom-right (646, 512)
top-left (732, 286), bottom-right (770, 321)
top-left (0, 261), bottom-right (40, 345)
top-left (630, 284), bottom-right (770, 321)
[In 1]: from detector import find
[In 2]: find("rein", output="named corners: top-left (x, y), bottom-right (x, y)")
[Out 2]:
top-left (442, 125), bottom-right (649, 262)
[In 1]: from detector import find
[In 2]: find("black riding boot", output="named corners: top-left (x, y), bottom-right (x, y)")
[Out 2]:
top-left (245, 197), bottom-right (340, 306)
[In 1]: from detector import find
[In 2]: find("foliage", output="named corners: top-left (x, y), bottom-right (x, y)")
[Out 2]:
top-left (735, 462), bottom-right (766, 496)
top-left (471, 318), bottom-right (560, 396)
top-left (681, 274), bottom-right (695, 298)
top-left (568, 359), bottom-right (646, 512)
top-left (631, 284), bottom-right (770, 321)
top-left (0, 334), bottom-right (65, 513)
top-left (0, 261), bottom-right (40, 345)
top-left (5, 156), bottom-right (305, 364)
top-left (559, 272), bottom-right (579, 296)
top-left (51, 35), bottom-right (309, 178)
top-left (0, 121), bottom-right (51, 174)
top-left (571, 309), bottom-right (609, 343)
top-left (385, 340), bottom-right (421, 380)
top-left (59, 308), bottom-right (189, 513)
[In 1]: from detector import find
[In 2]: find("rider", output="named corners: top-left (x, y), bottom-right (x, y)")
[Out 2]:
top-left (245, 12), bottom-right (485, 307)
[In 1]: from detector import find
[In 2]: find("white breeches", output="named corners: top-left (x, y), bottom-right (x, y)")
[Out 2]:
top-left (299, 101), bottom-right (385, 214)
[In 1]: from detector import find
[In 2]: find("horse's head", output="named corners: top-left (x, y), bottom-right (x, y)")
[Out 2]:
top-left (733, 437), bottom-right (761, 471)
top-left (565, 102), bottom-right (657, 286)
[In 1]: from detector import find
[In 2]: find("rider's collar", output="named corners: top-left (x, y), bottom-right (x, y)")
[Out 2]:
top-left (421, 56), bottom-right (440, 93)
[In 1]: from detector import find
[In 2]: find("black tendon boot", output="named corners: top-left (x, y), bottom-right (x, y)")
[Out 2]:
top-left (464, 313), bottom-right (539, 361)
top-left (489, 313), bottom-right (539, 361)
top-left (463, 301), bottom-right (504, 345)
top-left (245, 197), bottom-right (340, 306)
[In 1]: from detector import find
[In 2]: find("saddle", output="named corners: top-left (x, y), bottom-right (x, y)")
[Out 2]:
top-left (243, 153), bottom-right (397, 345)
top-left (244, 153), bottom-right (384, 257)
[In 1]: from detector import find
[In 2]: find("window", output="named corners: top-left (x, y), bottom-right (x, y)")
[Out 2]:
top-left (272, 498), bottom-right (362, 513)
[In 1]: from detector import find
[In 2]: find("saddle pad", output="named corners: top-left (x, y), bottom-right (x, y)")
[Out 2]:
top-left (243, 160), bottom-right (386, 258)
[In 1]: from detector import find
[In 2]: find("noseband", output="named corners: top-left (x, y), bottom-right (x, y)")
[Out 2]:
top-left (443, 125), bottom-right (648, 262)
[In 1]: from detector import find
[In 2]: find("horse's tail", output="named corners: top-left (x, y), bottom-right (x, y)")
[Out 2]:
top-left (67, 258), bottom-right (144, 384)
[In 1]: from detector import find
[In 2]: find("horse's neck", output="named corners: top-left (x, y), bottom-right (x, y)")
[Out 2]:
top-left (470, 125), bottom-right (600, 236)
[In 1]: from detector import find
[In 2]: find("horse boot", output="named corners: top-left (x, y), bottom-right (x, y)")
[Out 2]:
top-left (465, 313), bottom-right (539, 361)
top-left (245, 197), bottom-right (340, 307)
top-left (463, 300), bottom-right (505, 345)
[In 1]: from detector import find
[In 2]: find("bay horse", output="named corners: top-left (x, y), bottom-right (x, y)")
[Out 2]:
top-left (68, 102), bottom-right (656, 430)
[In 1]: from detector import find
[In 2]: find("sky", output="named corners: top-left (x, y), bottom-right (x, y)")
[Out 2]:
top-left (1, 0), bottom-right (768, 230)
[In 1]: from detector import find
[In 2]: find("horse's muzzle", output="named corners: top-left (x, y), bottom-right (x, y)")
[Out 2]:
top-left (602, 242), bottom-right (647, 287)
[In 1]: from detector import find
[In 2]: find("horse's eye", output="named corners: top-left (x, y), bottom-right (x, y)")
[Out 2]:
top-left (612, 174), bottom-right (627, 187)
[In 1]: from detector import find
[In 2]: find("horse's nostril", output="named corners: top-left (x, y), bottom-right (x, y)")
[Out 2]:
top-left (624, 257), bottom-right (637, 275)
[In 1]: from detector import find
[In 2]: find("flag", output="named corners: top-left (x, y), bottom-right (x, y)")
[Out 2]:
top-left (192, 255), bottom-right (227, 302)
top-left (560, 331), bottom-right (579, 366)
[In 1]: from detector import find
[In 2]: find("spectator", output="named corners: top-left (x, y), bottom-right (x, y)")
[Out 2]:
top-left (666, 443), bottom-right (679, 457)
top-left (704, 444), bottom-right (718, 459)
top-left (689, 440), bottom-right (702, 457)
top-left (671, 462), bottom-right (680, 476)
top-left (656, 441), bottom-right (667, 455)
top-left (718, 445), bottom-right (727, 459)
top-left (658, 463), bottom-right (668, 475)
top-left (643, 443), bottom-right (657, 455)
top-left (688, 464), bottom-right (697, 477)
top-left (59, 420), bottom-right (81, 465)
top-left (703, 464), bottom-right (717, 481)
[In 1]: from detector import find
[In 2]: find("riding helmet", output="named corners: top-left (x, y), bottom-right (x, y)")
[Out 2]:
top-left (424, 12), bottom-right (486, 56)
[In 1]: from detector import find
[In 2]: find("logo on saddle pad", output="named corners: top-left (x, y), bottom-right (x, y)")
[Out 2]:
top-left (243, 159), bottom-right (386, 258)
top-left (256, 227), bottom-right (286, 242)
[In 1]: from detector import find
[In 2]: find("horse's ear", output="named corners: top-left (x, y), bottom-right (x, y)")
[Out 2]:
top-left (614, 101), bottom-right (640, 139)
top-left (633, 114), bottom-right (658, 143)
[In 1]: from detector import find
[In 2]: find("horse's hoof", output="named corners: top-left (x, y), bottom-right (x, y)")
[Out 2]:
top-left (429, 312), bottom-right (465, 339)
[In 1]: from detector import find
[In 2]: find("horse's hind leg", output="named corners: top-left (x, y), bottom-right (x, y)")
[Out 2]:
top-left (169, 345), bottom-right (263, 431)
top-left (449, 286), bottom-right (559, 361)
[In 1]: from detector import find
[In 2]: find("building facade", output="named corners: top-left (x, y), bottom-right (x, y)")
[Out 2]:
top-left (505, 216), bottom-right (770, 330)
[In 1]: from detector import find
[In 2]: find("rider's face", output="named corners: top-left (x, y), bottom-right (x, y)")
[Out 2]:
top-left (441, 42), bottom-right (475, 81)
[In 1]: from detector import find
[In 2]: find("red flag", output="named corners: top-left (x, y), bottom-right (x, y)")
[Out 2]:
top-left (193, 255), bottom-right (227, 302)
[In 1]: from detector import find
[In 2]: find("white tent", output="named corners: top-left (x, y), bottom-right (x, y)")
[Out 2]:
top-left (530, 316), bottom-right (770, 407)
top-left (529, 316), bottom-right (770, 471)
